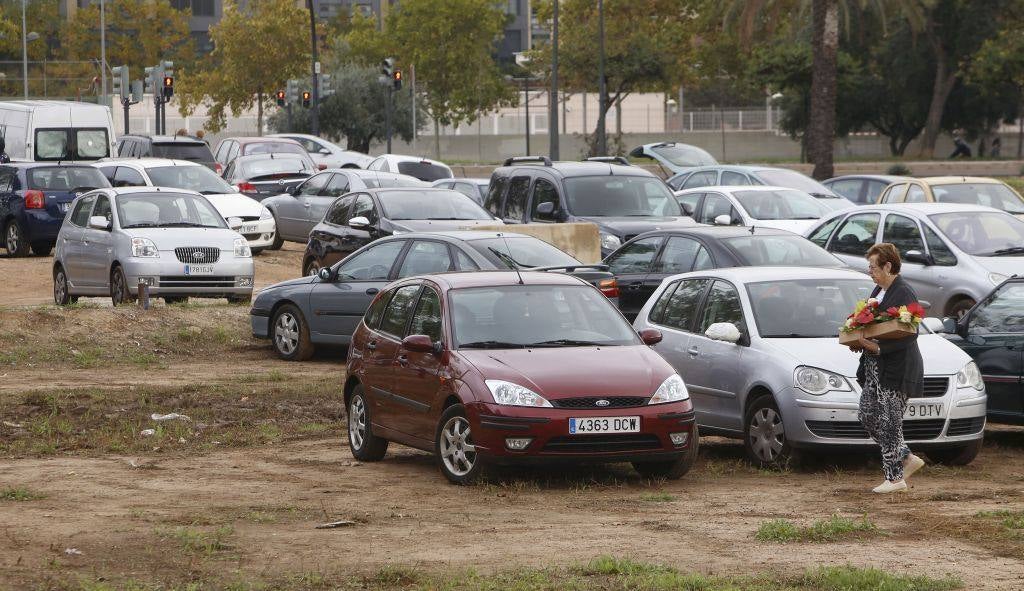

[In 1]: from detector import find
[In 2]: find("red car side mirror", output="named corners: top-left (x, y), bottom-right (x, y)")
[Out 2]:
top-left (402, 334), bottom-right (436, 353)
top-left (639, 328), bottom-right (663, 346)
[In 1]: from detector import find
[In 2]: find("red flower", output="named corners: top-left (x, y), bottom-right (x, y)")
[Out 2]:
top-left (906, 302), bottom-right (926, 317)
top-left (855, 309), bottom-right (875, 325)
top-left (886, 307), bottom-right (900, 317)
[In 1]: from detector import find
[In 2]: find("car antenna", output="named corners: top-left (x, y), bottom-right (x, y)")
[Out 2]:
top-left (498, 232), bottom-right (524, 285)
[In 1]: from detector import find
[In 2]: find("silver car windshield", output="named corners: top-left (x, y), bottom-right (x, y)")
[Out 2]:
top-left (931, 183), bottom-right (1024, 214)
top-left (929, 212), bottom-right (1024, 256)
top-left (377, 190), bottom-right (492, 221)
top-left (451, 285), bottom-right (639, 348)
top-left (147, 166), bottom-right (233, 195)
top-left (468, 237), bottom-right (580, 269)
top-left (564, 175), bottom-right (681, 217)
top-left (747, 278), bottom-right (873, 338)
top-left (116, 193), bottom-right (226, 229)
top-left (732, 189), bottom-right (823, 220)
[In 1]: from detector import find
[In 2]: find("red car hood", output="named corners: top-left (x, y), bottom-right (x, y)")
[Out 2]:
top-left (456, 346), bottom-right (673, 400)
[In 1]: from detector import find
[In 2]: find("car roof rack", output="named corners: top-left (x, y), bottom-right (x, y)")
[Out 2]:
top-left (584, 156), bottom-right (630, 166)
top-left (503, 156), bottom-right (552, 167)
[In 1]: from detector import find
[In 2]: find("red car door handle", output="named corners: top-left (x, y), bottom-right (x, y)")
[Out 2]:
top-left (367, 341), bottom-right (377, 351)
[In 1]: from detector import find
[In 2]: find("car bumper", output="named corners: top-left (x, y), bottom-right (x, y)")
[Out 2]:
top-left (122, 258), bottom-right (255, 297)
top-left (250, 306), bottom-right (271, 339)
top-left (23, 210), bottom-right (65, 242)
top-left (778, 384), bottom-right (987, 450)
top-left (465, 400), bottom-right (696, 463)
top-left (238, 219), bottom-right (276, 248)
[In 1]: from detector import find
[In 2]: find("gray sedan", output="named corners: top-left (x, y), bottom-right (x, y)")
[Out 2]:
top-left (633, 266), bottom-right (986, 467)
top-left (53, 187), bottom-right (254, 306)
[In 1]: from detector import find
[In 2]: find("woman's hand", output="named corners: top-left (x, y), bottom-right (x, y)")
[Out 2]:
top-left (857, 335), bottom-right (880, 354)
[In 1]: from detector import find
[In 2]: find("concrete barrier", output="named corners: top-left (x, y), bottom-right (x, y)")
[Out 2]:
top-left (471, 223), bottom-right (602, 264)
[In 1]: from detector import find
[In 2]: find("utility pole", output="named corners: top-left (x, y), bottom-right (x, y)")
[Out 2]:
top-left (20, 0), bottom-right (27, 98)
top-left (596, 0), bottom-right (607, 156)
top-left (307, 0), bottom-right (320, 136)
top-left (549, 0), bottom-right (559, 160)
top-left (524, 78), bottom-right (530, 155)
top-left (411, 64), bottom-right (417, 151)
top-left (100, 0), bottom-right (107, 102)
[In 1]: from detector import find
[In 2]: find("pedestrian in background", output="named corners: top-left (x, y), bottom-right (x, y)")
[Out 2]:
top-left (0, 136), bottom-right (10, 163)
top-left (949, 131), bottom-right (972, 159)
top-left (848, 243), bottom-right (926, 493)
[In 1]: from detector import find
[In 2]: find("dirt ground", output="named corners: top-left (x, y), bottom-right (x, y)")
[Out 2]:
top-left (1, 247), bottom-right (1024, 589)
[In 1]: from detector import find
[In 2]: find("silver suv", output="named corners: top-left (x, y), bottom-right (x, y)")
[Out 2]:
top-left (53, 187), bottom-right (255, 306)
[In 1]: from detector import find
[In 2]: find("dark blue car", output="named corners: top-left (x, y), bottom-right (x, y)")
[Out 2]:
top-left (0, 163), bottom-right (111, 256)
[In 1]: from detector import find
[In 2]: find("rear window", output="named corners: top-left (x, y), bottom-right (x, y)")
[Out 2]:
top-left (396, 161), bottom-right (452, 181)
top-left (242, 142), bottom-right (305, 156)
top-left (376, 175), bottom-right (428, 188)
top-left (27, 166), bottom-right (109, 191)
top-left (240, 158), bottom-right (315, 178)
top-left (35, 128), bottom-right (110, 161)
top-left (151, 142), bottom-right (214, 162)
top-left (468, 236), bottom-right (580, 269)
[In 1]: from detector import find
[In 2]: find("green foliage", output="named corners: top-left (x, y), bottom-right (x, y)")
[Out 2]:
top-left (755, 515), bottom-right (879, 542)
top-left (1, 487), bottom-right (45, 501)
top-left (887, 164), bottom-right (913, 175)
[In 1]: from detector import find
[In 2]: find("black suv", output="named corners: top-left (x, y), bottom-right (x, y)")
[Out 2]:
top-left (115, 135), bottom-right (217, 171)
top-left (483, 157), bottom-right (697, 256)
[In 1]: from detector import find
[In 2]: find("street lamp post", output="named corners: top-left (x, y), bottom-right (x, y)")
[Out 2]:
top-left (100, 0), bottom-right (107, 102)
top-left (596, 0), bottom-right (607, 156)
top-left (21, 0), bottom-right (28, 98)
top-left (549, 0), bottom-right (559, 161)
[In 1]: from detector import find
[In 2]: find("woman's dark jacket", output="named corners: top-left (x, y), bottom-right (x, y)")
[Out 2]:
top-left (855, 275), bottom-right (925, 398)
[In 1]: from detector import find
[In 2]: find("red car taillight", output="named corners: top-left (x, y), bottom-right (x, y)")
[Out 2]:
top-left (23, 190), bottom-right (45, 209)
top-left (214, 162), bottom-right (224, 175)
top-left (599, 278), bottom-right (619, 298)
top-left (237, 182), bottom-right (256, 193)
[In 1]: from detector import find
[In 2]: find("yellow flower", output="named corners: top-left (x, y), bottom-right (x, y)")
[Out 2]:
top-left (855, 299), bottom-right (867, 314)
top-left (898, 305), bottom-right (912, 324)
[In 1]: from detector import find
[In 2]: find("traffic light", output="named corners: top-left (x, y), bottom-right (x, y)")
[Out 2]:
top-left (160, 61), bottom-right (174, 99)
top-left (143, 66), bottom-right (155, 94)
top-left (301, 91), bottom-right (311, 108)
top-left (162, 76), bottom-right (174, 98)
top-left (320, 74), bottom-right (334, 98)
top-left (381, 57), bottom-right (394, 79)
top-left (276, 90), bottom-right (286, 107)
top-left (111, 65), bottom-right (129, 100)
top-left (393, 69), bottom-right (402, 91)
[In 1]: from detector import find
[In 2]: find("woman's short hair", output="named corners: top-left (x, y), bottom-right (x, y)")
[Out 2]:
top-left (866, 243), bottom-right (901, 274)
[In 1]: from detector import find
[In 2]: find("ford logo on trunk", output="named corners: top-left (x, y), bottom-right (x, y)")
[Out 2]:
top-left (595, 399), bottom-right (610, 407)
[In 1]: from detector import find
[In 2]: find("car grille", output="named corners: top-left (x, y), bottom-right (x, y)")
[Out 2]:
top-left (805, 419), bottom-right (945, 440)
top-left (243, 233), bottom-right (262, 240)
top-left (550, 396), bottom-right (649, 409)
top-left (239, 216), bottom-right (260, 222)
top-left (921, 377), bottom-right (949, 398)
top-left (174, 247), bottom-right (220, 264)
top-left (542, 434), bottom-right (661, 454)
top-left (946, 417), bottom-right (986, 436)
top-left (159, 276), bottom-right (235, 288)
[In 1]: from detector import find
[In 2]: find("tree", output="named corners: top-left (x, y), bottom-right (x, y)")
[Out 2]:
top-left (969, 19), bottom-right (1024, 156)
top-left (374, 0), bottom-right (514, 159)
top-left (176, 0), bottom-right (309, 135)
top-left (268, 62), bottom-right (421, 152)
top-left (0, 0), bottom-right (66, 97)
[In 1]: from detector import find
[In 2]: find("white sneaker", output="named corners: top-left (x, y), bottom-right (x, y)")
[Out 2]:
top-left (903, 454), bottom-right (925, 480)
top-left (873, 479), bottom-right (908, 494)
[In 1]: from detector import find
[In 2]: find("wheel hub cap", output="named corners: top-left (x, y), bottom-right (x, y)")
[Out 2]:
top-left (750, 408), bottom-right (785, 462)
top-left (440, 416), bottom-right (476, 476)
top-left (274, 313), bottom-right (299, 354)
top-left (349, 396), bottom-right (366, 450)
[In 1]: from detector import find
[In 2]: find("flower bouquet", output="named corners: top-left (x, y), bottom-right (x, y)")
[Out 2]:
top-left (838, 298), bottom-right (926, 345)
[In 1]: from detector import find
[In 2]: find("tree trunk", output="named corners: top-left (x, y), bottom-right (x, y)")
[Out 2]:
top-left (433, 116), bottom-right (441, 160)
top-left (807, 0), bottom-right (838, 180)
top-left (257, 92), bottom-right (264, 137)
top-left (919, 24), bottom-right (960, 158)
top-left (1018, 95), bottom-right (1023, 158)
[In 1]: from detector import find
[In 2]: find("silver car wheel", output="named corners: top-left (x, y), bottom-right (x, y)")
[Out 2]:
top-left (349, 395), bottom-right (366, 450)
top-left (274, 312), bottom-right (299, 355)
top-left (6, 223), bottom-right (19, 254)
top-left (54, 269), bottom-right (67, 304)
top-left (749, 407), bottom-right (785, 462)
top-left (440, 416), bottom-right (476, 476)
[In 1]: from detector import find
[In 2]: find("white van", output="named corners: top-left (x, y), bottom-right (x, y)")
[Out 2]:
top-left (0, 101), bottom-right (116, 162)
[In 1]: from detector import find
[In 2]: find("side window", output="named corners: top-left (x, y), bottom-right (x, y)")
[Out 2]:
top-left (408, 288), bottom-right (443, 342)
top-left (864, 180), bottom-right (888, 204)
top-left (226, 142), bottom-right (240, 163)
top-left (0, 173), bottom-right (14, 193)
top-left (653, 236), bottom-right (700, 274)
top-left (692, 246), bottom-right (714, 271)
top-left (970, 284), bottom-right (1024, 335)
top-left (905, 184), bottom-right (927, 203)
top-left (697, 280), bottom-right (747, 338)
top-left (69, 195), bottom-right (95, 227)
top-left (503, 176), bottom-right (531, 221)
top-left (214, 142), bottom-right (227, 161)
top-left (337, 240), bottom-right (405, 280)
top-left (113, 167), bottom-right (145, 187)
top-left (827, 179), bottom-right (864, 203)
top-left (364, 290), bottom-right (391, 330)
top-left (656, 278), bottom-right (710, 332)
top-left (831, 213), bottom-right (880, 256)
top-left (923, 225), bottom-right (957, 266)
top-left (91, 195), bottom-right (112, 224)
top-left (808, 216), bottom-right (842, 248)
top-left (325, 195), bottom-right (355, 226)
top-left (398, 240), bottom-right (453, 277)
top-left (98, 166), bottom-right (117, 184)
top-left (882, 214), bottom-right (925, 257)
top-left (116, 139), bottom-right (127, 156)
top-left (698, 194), bottom-right (739, 225)
top-left (682, 170), bottom-right (716, 189)
top-left (880, 183), bottom-right (907, 203)
top-left (455, 249), bottom-right (480, 270)
top-left (324, 174), bottom-right (351, 197)
top-left (378, 284), bottom-right (422, 337)
top-left (605, 236), bottom-right (662, 275)
top-left (453, 183), bottom-right (479, 203)
top-left (483, 175), bottom-right (508, 215)
top-left (649, 282), bottom-right (679, 324)
top-left (350, 194), bottom-right (378, 225)
top-left (298, 173), bottom-right (330, 196)
top-left (676, 192), bottom-right (701, 217)
top-left (721, 171), bottom-right (750, 185)
top-left (530, 178), bottom-right (560, 221)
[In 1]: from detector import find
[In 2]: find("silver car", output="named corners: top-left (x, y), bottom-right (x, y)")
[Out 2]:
top-left (53, 187), bottom-right (255, 306)
top-left (633, 266), bottom-right (987, 467)
top-left (806, 203), bottom-right (1024, 318)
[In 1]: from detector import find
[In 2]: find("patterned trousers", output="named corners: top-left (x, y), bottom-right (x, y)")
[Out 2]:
top-left (858, 355), bottom-right (911, 481)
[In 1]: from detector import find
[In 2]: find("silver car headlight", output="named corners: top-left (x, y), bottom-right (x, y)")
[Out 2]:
top-left (956, 361), bottom-right (984, 390)
top-left (600, 232), bottom-right (621, 252)
top-left (233, 237), bottom-right (252, 258)
top-left (649, 374), bottom-right (689, 404)
top-left (260, 207), bottom-right (273, 220)
top-left (989, 272), bottom-right (1008, 286)
top-left (485, 380), bottom-right (553, 408)
top-left (794, 366), bottom-right (852, 396)
top-left (131, 237), bottom-right (158, 258)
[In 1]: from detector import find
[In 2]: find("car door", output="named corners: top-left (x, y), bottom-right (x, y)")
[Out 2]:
top-left (290, 172), bottom-right (332, 238)
top-left (685, 280), bottom-right (749, 431)
top-left (959, 282), bottom-right (1024, 420)
top-left (824, 212), bottom-right (880, 271)
top-left (112, 166), bottom-right (146, 188)
top-left (881, 213), bottom-right (944, 309)
top-left (646, 277), bottom-right (712, 401)
top-left (345, 193), bottom-right (382, 253)
top-left (80, 194), bottom-right (115, 287)
top-left (367, 283), bottom-right (423, 430)
top-left (391, 284), bottom-right (446, 440)
top-left (306, 172), bottom-right (348, 227)
top-left (696, 192), bottom-right (741, 226)
top-left (501, 175), bottom-right (531, 223)
top-left (308, 239), bottom-right (408, 342)
top-left (675, 191), bottom-right (703, 218)
top-left (605, 236), bottom-right (664, 320)
top-left (312, 194), bottom-right (356, 269)
top-left (60, 194), bottom-right (94, 286)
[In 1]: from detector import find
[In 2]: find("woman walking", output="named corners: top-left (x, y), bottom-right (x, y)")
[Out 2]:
top-left (849, 243), bottom-right (926, 493)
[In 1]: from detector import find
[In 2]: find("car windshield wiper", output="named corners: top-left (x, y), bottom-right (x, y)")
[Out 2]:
top-left (199, 190), bottom-right (223, 195)
top-left (457, 340), bottom-right (527, 349)
top-left (122, 222), bottom-right (160, 228)
top-left (987, 246), bottom-right (1024, 257)
top-left (159, 222), bottom-right (214, 228)
top-left (527, 339), bottom-right (609, 347)
top-left (761, 333), bottom-right (828, 338)
top-left (426, 217), bottom-right (476, 220)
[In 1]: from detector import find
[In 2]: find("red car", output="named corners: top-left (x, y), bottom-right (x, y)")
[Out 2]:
top-left (344, 270), bottom-right (699, 484)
